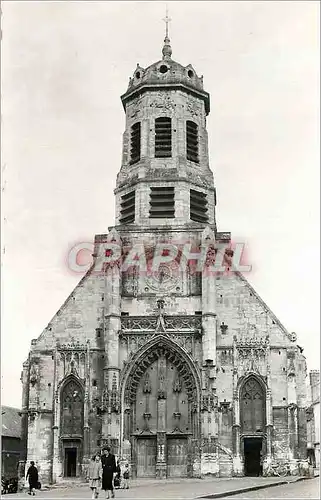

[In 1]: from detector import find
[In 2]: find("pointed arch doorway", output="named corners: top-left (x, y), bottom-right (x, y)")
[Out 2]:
top-left (121, 338), bottom-right (201, 478)
top-left (240, 376), bottom-right (266, 477)
top-left (60, 377), bottom-right (84, 478)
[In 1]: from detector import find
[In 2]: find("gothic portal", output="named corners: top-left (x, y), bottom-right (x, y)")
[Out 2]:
top-left (20, 25), bottom-right (308, 485)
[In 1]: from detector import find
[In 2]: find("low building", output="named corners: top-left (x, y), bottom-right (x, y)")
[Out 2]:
top-left (1, 406), bottom-right (22, 479)
top-left (307, 371), bottom-right (320, 469)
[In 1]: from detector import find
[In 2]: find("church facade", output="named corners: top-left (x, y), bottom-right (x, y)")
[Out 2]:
top-left (20, 33), bottom-right (308, 485)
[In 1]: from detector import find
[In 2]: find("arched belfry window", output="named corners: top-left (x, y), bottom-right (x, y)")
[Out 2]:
top-left (61, 379), bottom-right (84, 436)
top-left (130, 122), bottom-right (141, 165)
top-left (186, 121), bottom-right (199, 163)
top-left (240, 377), bottom-right (265, 434)
top-left (155, 117), bottom-right (172, 158)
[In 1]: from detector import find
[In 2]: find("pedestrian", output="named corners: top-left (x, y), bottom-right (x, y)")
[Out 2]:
top-left (88, 453), bottom-right (103, 499)
top-left (113, 460), bottom-right (121, 489)
top-left (101, 446), bottom-right (117, 499)
top-left (26, 461), bottom-right (38, 496)
top-left (123, 463), bottom-right (129, 490)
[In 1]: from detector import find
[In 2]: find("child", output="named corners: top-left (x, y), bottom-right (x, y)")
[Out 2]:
top-left (88, 454), bottom-right (103, 499)
top-left (123, 464), bottom-right (129, 490)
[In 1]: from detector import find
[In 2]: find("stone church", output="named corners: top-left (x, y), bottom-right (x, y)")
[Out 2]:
top-left (20, 29), bottom-right (308, 485)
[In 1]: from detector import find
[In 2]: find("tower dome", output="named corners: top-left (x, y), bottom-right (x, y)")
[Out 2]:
top-left (121, 16), bottom-right (209, 114)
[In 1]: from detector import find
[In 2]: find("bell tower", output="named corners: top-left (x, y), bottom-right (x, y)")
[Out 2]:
top-left (114, 21), bottom-right (216, 229)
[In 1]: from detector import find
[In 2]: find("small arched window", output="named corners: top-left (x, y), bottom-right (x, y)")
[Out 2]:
top-left (155, 117), bottom-right (172, 158)
top-left (130, 122), bottom-right (141, 165)
top-left (186, 121), bottom-right (199, 163)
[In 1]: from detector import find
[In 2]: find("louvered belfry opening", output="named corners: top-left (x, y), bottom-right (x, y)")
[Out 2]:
top-left (119, 190), bottom-right (135, 224)
top-left (130, 122), bottom-right (141, 165)
top-left (155, 117), bottom-right (172, 158)
top-left (190, 189), bottom-right (209, 223)
top-left (149, 186), bottom-right (175, 218)
top-left (186, 120), bottom-right (199, 163)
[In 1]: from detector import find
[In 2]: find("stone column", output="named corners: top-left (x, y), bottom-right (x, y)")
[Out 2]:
top-left (201, 230), bottom-right (217, 367)
top-left (102, 231), bottom-right (122, 453)
top-left (18, 360), bottom-right (30, 489)
top-left (156, 357), bottom-right (167, 479)
top-left (82, 341), bottom-right (91, 473)
top-left (232, 337), bottom-right (243, 476)
top-left (263, 340), bottom-right (273, 475)
top-left (52, 346), bottom-right (62, 482)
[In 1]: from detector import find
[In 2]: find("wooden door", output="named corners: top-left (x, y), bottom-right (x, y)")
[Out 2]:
top-left (167, 438), bottom-right (188, 477)
top-left (136, 438), bottom-right (156, 477)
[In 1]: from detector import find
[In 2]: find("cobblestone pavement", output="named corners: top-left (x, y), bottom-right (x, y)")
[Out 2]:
top-left (11, 477), bottom-right (316, 500)
top-left (223, 477), bottom-right (319, 499)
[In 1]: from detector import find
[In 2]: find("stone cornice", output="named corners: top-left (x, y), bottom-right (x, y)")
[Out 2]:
top-left (121, 82), bottom-right (210, 114)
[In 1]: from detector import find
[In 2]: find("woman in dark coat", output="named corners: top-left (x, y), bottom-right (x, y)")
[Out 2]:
top-left (101, 447), bottom-right (116, 499)
top-left (26, 461), bottom-right (38, 496)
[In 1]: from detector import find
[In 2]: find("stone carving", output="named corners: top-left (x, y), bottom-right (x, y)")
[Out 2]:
top-left (219, 350), bottom-right (233, 366)
top-left (58, 338), bottom-right (87, 352)
top-left (125, 345), bottom-right (198, 403)
top-left (150, 93), bottom-right (175, 111)
top-left (120, 315), bottom-right (202, 333)
top-left (236, 333), bottom-right (269, 348)
top-left (201, 393), bottom-right (217, 412)
top-left (238, 347), bottom-right (266, 374)
top-left (289, 332), bottom-right (297, 342)
top-left (121, 317), bottom-right (158, 331)
top-left (120, 333), bottom-right (155, 356)
top-left (120, 331), bottom-right (200, 360)
top-left (287, 350), bottom-right (296, 377)
top-left (60, 350), bottom-right (86, 378)
top-left (129, 98), bottom-right (143, 119)
top-left (186, 97), bottom-right (202, 118)
top-left (165, 316), bottom-right (202, 332)
top-left (219, 401), bottom-right (231, 414)
top-left (146, 262), bottom-right (180, 292)
top-left (204, 244), bottom-right (217, 267)
top-left (29, 363), bottom-right (39, 387)
top-left (158, 363), bottom-right (166, 399)
top-left (234, 332), bottom-right (269, 374)
top-left (101, 387), bottom-right (109, 413)
top-left (146, 168), bottom-right (178, 179)
top-left (110, 374), bottom-right (119, 413)
top-left (91, 395), bottom-right (100, 413)
top-left (143, 372), bottom-right (152, 394)
top-left (220, 323), bottom-right (228, 334)
top-left (173, 374), bottom-right (182, 393)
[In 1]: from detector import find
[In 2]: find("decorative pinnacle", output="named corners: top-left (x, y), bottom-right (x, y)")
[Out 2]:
top-left (162, 4), bottom-right (172, 59)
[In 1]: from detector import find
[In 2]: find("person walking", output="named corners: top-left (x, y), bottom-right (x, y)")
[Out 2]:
top-left (101, 447), bottom-right (116, 499)
top-left (26, 461), bottom-right (38, 496)
top-left (122, 464), bottom-right (130, 490)
top-left (88, 454), bottom-right (103, 499)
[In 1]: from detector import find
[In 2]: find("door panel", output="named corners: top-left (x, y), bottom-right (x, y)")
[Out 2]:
top-left (167, 438), bottom-right (188, 477)
top-left (136, 438), bottom-right (156, 477)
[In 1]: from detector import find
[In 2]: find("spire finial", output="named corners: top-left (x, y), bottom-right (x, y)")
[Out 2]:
top-left (162, 4), bottom-right (172, 60)
top-left (163, 4), bottom-right (171, 39)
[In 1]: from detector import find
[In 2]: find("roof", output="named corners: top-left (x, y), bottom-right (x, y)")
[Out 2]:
top-left (1, 406), bottom-right (22, 438)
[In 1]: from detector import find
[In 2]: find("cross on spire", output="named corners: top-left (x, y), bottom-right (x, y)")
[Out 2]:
top-left (163, 5), bottom-right (171, 40)
top-left (162, 5), bottom-right (172, 59)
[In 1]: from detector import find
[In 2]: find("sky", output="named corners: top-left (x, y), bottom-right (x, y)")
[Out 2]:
top-left (1, 1), bottom-right (320, 408)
